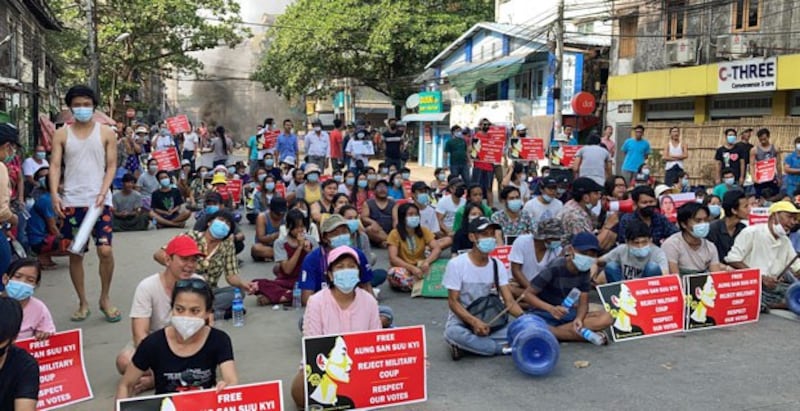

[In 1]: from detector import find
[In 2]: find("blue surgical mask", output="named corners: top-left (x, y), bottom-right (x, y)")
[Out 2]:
top-left (227, 166), bottom-right (236, 175)
top-left (629, 245), bottom-right (651, 258)
top-left (367, 174), bottom-right (377, 181)
top-left (402, 172), bottom-right (411, 180)
top-left (205, 205), bottom-right (220, 215)
top-left (258, 174), bottom-right (267, 182)
top-left (541, 194), bottom-right (553, 203)
top-left (35, 151), bottom-right (46, 160)
top-left (71, 107), bottom-right (93, 123)
top-left (437, 173), bottom-right (446, 181)
top-left (394, 179), bottom-right (403, 187)
top-left (381, 168), bottom-right (389, 174)
top-left (334, 175), bottom-right (343, 183)
top-left (307, 173), bottom-right (319, 183)
top-left (681, 178), bottom-right (690, 187)
top-left (406, 216), bottom-right (420, 228)
top-left (330, 233), bottom-right (351, 248)
top-left (265, 182), bottom-right (275, 191)
top-left (416, 193), bottom-right (430, 206)
top-left (507, 199), bottom-right (523, 212)
top-left (159, 178), bottom-right (171, 187)
top-left (724, 178), bottom-right (735, 186)
top-left (477, 237), bottom-right (497, 254)
top-left (38, 177), bottom-right (47, 188)
top-left (572, 252), bottom-right (595, 272)
top-left (4, 280), bottom-right (34, 301)
top-left (692, 222), bottom-right (710, 238)
top-left (358, 180), bottom-right (368, 188)
top-left (346, 219), bottom-right (360, 233)
top-left (200, 171), bottom-right (209, 179)
top-left (641, 168), bottom-right (651, 176)
top-left (546, 240), bottom-right (561, 251)
top-left (209, 219), bottom-right (230, 239)
top-left (346, 177), bottom-right (355, 186)
top-left (708, 204), bottom-right (721, 218)
top-left (265, 159), bottom-right (274, 167)
top-left (727, 135), bottom-right (737, 144)
top-left (332, 268), bottom-right (360, 294)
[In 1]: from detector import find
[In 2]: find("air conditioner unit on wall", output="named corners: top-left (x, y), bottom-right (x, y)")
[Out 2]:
top-left (716, 34), bottom-right (749, 59)
top-left (665, 38), bottom-right (697, 65)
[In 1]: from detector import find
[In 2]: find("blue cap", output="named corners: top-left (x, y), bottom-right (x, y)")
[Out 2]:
top-left (571, 232), bottom-right (600, 252)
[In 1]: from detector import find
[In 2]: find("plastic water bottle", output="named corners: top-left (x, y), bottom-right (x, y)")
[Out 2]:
top-left (232, 289), bottom-right (245, 327)
top-left (579, 327), bottom-right (606, 346)
top-left (292, 283), bottom-right (302, 310)
top-left (561, 288), bottom-right (581, 309)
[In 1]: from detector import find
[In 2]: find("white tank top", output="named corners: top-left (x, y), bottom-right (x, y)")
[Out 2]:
top-left (62, 123), bottom-right (112, 207)
top-left (665, 141), bottom-right (684, 170)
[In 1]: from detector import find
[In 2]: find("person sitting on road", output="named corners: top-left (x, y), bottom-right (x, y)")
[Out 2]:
top-left (707, 189), bottom-right (749, 262)
top-left (254, 210), bottom-right (318, 306)
top-left (338, 169), bottom-right (357, 196)
top-left (155, 211), bottom-right (257, 315)
top-left (395, 181), bottom-right (451, 249)
top-left (338, 205), bottom-right (378, 267)
top-left (252, 174), bottom-right (280, 218)
top-left (350, 172), bottom-right (373, 213)
top-left (436, 177), bottom-right (466, 241)
top-left (112, 173), bottom-right (150, 232)
top-left (492, 185), bottom-right (535, 245)
top-left (509, 219), bottom-right (563, 306)
top-left (616, 185), bottom-right (678, 247)
top-left (149, 170), bottom-right (191, 229)
top-left (294, 163), bottom-right (323, 205)
top-left (452, 184), bottom-right (493, 233)
top-left (26, 168), bottom-right (63, 268)
top-left (209, 173), bottom-right (234, 209)
top-left (291, 245), bottom-right (382, 408)
top-left (187, 165), bottom-right (211, 212)
top-left (116, 278), bottom-right (238, 399)
top-left (443, 217), bottom-right (524, 360)
top-left (310, 179), bottom-right (338, 226)
top-left (0, 296), bottom-right (40, 411)
top-left (137, 158), bottom-right (160, 198)
top-left (194, 192), bottom-right (246, 255)
top-left (251, 197), bottom-right (288, 262)
top-left (523, 176), bottom-right (563, 222)
top-left (527, 232), bottom-right (614, 343)
top-left (661, 202), bottom-right (722, 275)
top-left (387, 202), bottom-right (442, 292)
top-left (388, 172), bottom-right (406, 200)
top-left (281, 198), bottom-right (320, 242)
top-left (2, 259), bottom-right (54, 341)
top-left (451, 202), bottom-right (485, 253)
top-left (595, 218), bottom-right (668, 284)
top-left (361, 179), bottom-right (395, 247)
top-left (115, 235), bottom-right (204, 394)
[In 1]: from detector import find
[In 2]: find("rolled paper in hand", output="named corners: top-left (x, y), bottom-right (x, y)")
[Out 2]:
top-left (68, 204), bottom-right (103, 255)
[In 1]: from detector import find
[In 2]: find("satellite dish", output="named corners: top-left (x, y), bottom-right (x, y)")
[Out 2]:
top-left (405, 93), bottom-right (420, 109)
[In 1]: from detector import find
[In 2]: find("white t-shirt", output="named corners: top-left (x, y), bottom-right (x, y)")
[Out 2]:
top-left (153, 134), bottom-right (174, 151)
top-left (523, 196), bottom-right (563, 222)
top-left (436, 195), bottom-right (465, 231)
top-left (419, 204), bottom-right (440, 234)
top-left (183, 132), bottom-right (199, 151)
top-left (22, 157), bottom-right (48, 177)
top-left (442, 253), bottom-right (509, 327)
top-left (509, 234), bottom-right (561, 281)
top-left (129, 273), bottom-right (174, 334)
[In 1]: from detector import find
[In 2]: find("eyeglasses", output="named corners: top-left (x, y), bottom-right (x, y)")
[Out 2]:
top-left (176, 279), bottom-right (209, 291)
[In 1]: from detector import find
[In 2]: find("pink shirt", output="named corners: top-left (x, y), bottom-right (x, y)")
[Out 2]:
top-left (17, 297), bottom-right (56, 340)
top-left (303, 288), bottom-right (381, 337)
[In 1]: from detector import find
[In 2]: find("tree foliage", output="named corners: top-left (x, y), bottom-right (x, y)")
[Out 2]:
top-left (253, 0), bottom-right (493, 103)
top-left (48, 0), bottom-right (249, 114)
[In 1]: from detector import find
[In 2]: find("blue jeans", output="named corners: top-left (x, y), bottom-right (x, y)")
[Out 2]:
top-left (449, 164), bottom-right (469, 183)
top-left (0, 230), bottom-right (11, 292)
top-left (604, 261), bottom-right (662, 283)
top-left (444, 322), bottom-right (508, 356)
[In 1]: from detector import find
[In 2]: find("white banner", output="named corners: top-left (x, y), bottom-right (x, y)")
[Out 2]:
top-left (717, 57), bottom-right (776, 94)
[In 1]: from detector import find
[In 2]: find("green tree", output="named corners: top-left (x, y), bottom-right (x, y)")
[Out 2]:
top-left (253, 0), bottom-right (493, 103)
top-left (48, 0), bottom-right (249, 118)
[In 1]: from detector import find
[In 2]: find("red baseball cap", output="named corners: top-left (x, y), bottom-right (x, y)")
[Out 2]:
top-left (165, 235), bottom-right (205, 257)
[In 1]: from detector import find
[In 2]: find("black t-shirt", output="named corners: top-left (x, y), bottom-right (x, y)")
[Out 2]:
top-left (734, 141), bottom-right (754, 166)
top-left (132, 328), bottom-right (234, 394)
top-left (382, 129), bottom-right (404, 158)
top-left (0, 345), bottom-right (39, 409)
top-left (531, 257), bottom-right (591, 306)
top-left (151, 188), bottom-right (184, 213)
top-left (714, 146), bottom-right (746, 181)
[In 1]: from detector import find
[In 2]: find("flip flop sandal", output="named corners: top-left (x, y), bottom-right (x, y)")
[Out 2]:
top-left (70, 307), bottom-right (91, 322)
top-left (99, 306), bottom-right (122, 323)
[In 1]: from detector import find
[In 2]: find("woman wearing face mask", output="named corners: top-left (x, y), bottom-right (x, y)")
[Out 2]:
top-left (431, 167), bottom-right (448, 199)
top-left (703, 194), bottom-right (722, 221)
top-left (491, 186), bottom-right (534, 245)
top-left (294, 164), bottom-right (322, 205)
top-left (661, 202), bottom-right (722, 275)
top-left (253, 175), bottom-right (279, 216)
top-left (387, 172), bottom-right (406, 200)
top-left (502, 163), bottom-right (530, 202)
top-left (290, 246), bottom-right (381, 408)
top-left (349, 172), bottom-right (373, 214)
top-left (451, 202), bottom-right (485, 253)
top-left (339, 170), bottom-right (356, 196)
top-left (283, 198), bottom-right (320, 242)
top-left (245, 167), bottom-right (270, 224)
top-left (254, 210), bottom-right (317, 306)
top-left (116, 278), bottom-right (237, 399)
top-left (188, 166), bottom-right (211, 211)
top-left (2, 259), bottom-right (55, 341)
top-left (387, 203), bottom-right (442, 292)
top-left (631, 163), bottom-right (655, 188)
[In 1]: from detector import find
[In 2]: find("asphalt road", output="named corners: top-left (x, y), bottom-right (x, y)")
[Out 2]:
top-left (28, 158), bottom-right (800, 411)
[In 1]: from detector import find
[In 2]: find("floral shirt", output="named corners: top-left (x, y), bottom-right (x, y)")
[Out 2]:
top-left (490, 209), bottom-right (535, 238)
top-left (185, 230), bottom-right (238, 289)
top-left (190, 178), bottom-right (209, 208)
top-left (557, 199), bottom-right (596, 237)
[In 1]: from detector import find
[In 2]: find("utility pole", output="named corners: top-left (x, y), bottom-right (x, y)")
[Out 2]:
top-left (87, 0), bottom-right (100, 102)
top-left (553, 0), bottom-right (564, 137)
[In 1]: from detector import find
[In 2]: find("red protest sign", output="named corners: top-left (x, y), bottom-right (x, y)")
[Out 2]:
top-left (18, 329), bottom-right (93, 410)
top-left (597, 275), bottom-right (685, 342)
top-left (166, 114), bottom-right (191, 135)
top-left (403, 180), bottom-right (413, 199)
top-left (302, 326), bottom-right (427, 410)
top-left (755, 158), bottom-right (776, 183)
top-left (489, 245), bottom-right (512, 270)
top-left (683, 269), bottom-right (761, 331)
top-left (275, 181), bottom-right (287, 198)
top-left (152, 147), bottom-right (180, 171)
top-left (117, 381), bottom-right (284, 411)
top-left (552, 145), bottom-right (582, 168)
top-left (223, 179), bottom-right (244, 203)
top-left (261, 129), bottom-right (280, 151)
top-left (470, 126), bottom-right (506, 164)
top-left (659, 192), bottom-right (695, 223)
top-left (509, 138), bottom-right (545, 161)
top-left (749, 207), bottom-right (769, 225)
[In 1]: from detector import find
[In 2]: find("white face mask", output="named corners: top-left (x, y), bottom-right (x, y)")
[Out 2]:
top-left (773, 223), bottom-right (787, 237)
top-left (171, 316), bottom-right (205, 340)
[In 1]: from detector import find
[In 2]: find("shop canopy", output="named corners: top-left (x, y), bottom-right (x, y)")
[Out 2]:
top-left (446, 55), bottom-right (526, 96)
top-left (401, 112), bottom-right (450, 123)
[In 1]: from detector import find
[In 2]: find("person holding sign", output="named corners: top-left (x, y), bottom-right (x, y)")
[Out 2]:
top-left (116, 279), bottom-right (238, 398)
top-left (527, 232), bottom-right (613, 343)
top-left (749, 128), bottom-right (781, 198)
top-left (291, 246), bottom-right (382, 408)
top-left (726, 201), bottom-right (800, 311)
top-left (0, 296), bottom-right (39, 411)
top-left (661, 202), bottom-right (722, 275)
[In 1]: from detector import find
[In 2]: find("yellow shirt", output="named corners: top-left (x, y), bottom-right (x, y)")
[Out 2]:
top-left (387, 227), bottom-right (435, 266)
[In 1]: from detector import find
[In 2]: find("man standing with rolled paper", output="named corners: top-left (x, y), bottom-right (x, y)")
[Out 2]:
top-left (49, 85), bottom-right (121, 323)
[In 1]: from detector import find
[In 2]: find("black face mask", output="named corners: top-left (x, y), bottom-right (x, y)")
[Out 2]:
top-left (518, 132), bottom-right (527, 138)
top-left (791, 224), bottom-right (800, 233)
top-left (639, 206), bottom-right (657, 218)
top-left (482, 125), bottom-right (490, 131)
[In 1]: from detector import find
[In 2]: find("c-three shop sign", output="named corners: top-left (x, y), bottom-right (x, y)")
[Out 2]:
top-left (718, 57), bottom-right (776, 94)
